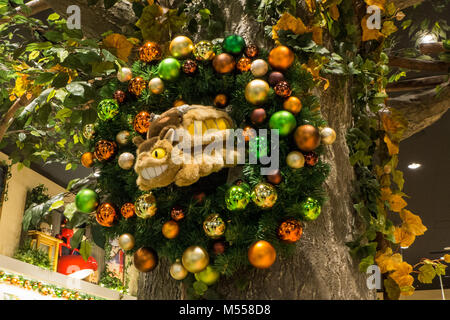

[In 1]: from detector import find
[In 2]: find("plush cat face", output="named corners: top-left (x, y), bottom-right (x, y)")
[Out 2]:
top-left (134, 129), bottom-right (181, 191)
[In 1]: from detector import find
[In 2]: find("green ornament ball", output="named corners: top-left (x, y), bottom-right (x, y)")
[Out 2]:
top-left (299, 197), bottom-right (322, 221)
top-left (222, 35), bottom-right (246, 55)
top-left (269, 111), bottom-right (297, 136)
top-left (75, 189), bottom-right (99, 213)
top-left (195, 266), bottom-right (220, 286)
top-left (158, 58), bottom-right (181, 81)
top-left (97, 99), bottom-right (119, 121)
top-left (225, 185), bottom-right (251, 211)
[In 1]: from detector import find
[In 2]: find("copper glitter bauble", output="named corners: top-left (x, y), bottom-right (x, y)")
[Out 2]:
top-left (212, 53), bottom-right (236, 74)
top-left (250, 108), bottom-right (267, 125)
top-left (182, 246), bottom-right (209, 273)
top-left (118, 233), bottom-right (135, 251)
top-left (286, 151), bottom-right (305, 169)
top-left (121, 203), bottom-right (135, 219)
top-left (320, 127), bottom-right (336, 145)
top-left (245, 79), bottom-right (270, 105)
top-left (266, 168), bottom-right (282, 185)
top-left (304, 151), bottom-right (319, 166)
top-left (283, 96), bottom-right (302, 115)
top-left (94, 140), bottom-right (117, 162)
top-left (81, 152), bottom-right (95, 168)
top-left (128, 77), bottom-right (147, 96)
top-left (171, 206), bottom-right (185, 221)
top-left (182, 59), bottom-right (198, 75)
top-left (139, 41), bottom-right (162, 63)
top-left (277, 218), bottom-right (303, 243)
top-left (268, 71), bottom-right (285, 86)
top-left (248, 240), bottom-right (276, 269)
top-left (214, 94), bottom-right (228, 108)
top-left (116, 130), bottom-right (131, 146)
top-left (134, 247), bottom-right (158, 272)
top-left (268, 46), bottom-right (295, 70)
top-left (213, 241), bottom-right (226, 255)
top-left (245, 44), bottom-right (259, 58)
top-left (173, 99), bottom-right (186, 107)
top-left (133, 111), bottom-right (151, 135)
top-left (96, 203), bottom-right (116, 227)
top-left (113, 90), bottom-right (126, 104)
top-left (162, 220), bottom-right (180, 239)
top-left (294, 125), bottom-right (321, 152)
top-left (274, 81), bottom-right (292, 98)
top-left (237, 57), bottom-right (252, 72)
top-left (169, 36), bottom-right (194, 58)
top-left (149, 77), bottom-right (164, 95)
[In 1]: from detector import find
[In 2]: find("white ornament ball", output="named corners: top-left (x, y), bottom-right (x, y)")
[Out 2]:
top-left (117, 67), bottom-right (133, 82)
top-left (118, 152), bottom-right (135, 170)
top-left (251, 59), bottom-right (269, 77)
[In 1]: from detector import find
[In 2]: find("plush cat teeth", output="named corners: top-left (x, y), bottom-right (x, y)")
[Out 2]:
top-left (141, 165), bottom-right (168, 180)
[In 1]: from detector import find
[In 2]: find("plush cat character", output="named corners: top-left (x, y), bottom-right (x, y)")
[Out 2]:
top-left (133, 104), bottom-right (240, 191)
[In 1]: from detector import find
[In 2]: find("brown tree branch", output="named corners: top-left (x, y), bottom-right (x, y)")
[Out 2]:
top-left (419, 42), bottom-right (446, 55)
top-left (388, 82), bottom-right (450, 140)
top-left (386, 75), bottom-right (449, 92)
top-left (0, 94), bottom-right (33, 144)
top-left (388, 56), bottom-right (450, 72)
top-left (391, 0), bottom-right (425, 10)
top-left (19, 0), bottom-right (50, 17)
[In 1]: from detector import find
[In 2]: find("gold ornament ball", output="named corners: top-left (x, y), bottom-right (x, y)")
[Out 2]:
top-left (134, 247), bottom-right (158, 272)
top-left (134, 193), bottom-right (157, 219)
top-left (162, 220), bottom-right (180, 239)
top-left (116, 130), bottom-right (131, 146)
top-left (251, 182), bottom-right (278, 209)
top-left (212, 53), bottom-right (236, 74)
top-left (245, 79), bottom-right (270, 105)
top-left (118, 233), bottom-right (135, 251)
top-left (248, 240), bottom-right (276, 269)
top-left (283, 96), bottom-right (302, 115)
top-left (203, 214), bottom-right (226, 239)
top-left (170, 260), bottom-right (188, 280)
top-left (169, 36), bottom-right (194, 58)
top-left (320, 127), bottom-right (337, 145)
top-left (118, 152), bottom-right (135, 170)
top-left (286, 151), bottom-right (305, 169)
top-left (294, 124), bottom-right (321, 152)
top-left (81, 152), bottom-right (95, 168)
top-left (193, 41), bottom-right (215, 61)
top-left (149, 77), bottom-right (165, 95)
top-left (117, 67), bottom-right (133, 82)
top-left (268, 46), bottom-right (295, 70)
top-left (214, 94), bottom-right (228, 108)
top-left (182, 246), bottom-right (209, 273)
top-left (83, 124), bottom-right (95, 140)
top-left (250, 59), bottom-right (269, 77)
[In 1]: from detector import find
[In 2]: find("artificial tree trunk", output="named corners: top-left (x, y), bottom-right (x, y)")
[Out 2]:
top-left (36, 0), bottom-right (447, 299)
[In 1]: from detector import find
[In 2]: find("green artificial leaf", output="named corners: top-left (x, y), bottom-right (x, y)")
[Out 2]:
top-left (193, 281), bottom-right (208, 296)
top-left (359, 255), bottom-right (374, 272)
top-left (91, 224), bottom-right (106, 249)
top-left (70, 228), bottom-right (85, 249)
top-left (22, 193), bottom-right (65, 231)
top-left (435, 263), bottom-right (447, 276)
top-left (80, 240), bottom-right (92, 262)
top-left (63, 202), bottom-right (77, 220)
top-left (418, 264), bottom-right (436, 283)
top-left (65, 212), bottom-right (91, 229)
top-left (384, 277), bottom-right (400, 300)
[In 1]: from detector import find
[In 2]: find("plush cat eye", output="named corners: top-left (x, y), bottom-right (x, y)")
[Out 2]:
top-left (151, 148), bottom-right (166, 159)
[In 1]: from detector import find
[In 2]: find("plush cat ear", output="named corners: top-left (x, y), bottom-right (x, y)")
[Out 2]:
top-left (132, 136), bottom-right (145, 147)
top-left (163, 128), bottom-right (175, 144)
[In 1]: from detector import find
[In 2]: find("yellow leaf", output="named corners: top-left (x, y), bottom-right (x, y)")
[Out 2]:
top-left (361, 15), bottom-right (384, 42)
top-left (312, 26), bottom-right (323, 45)
top-left (384, 134), bottom-right (399, 156)
top-left (381, 109), bottom-right (408, 141)
top-left (382, 20), bottom-right (398, 37)
top-left (388, 194), bottom-right (407, 212)
top-left (103, 33), bottom-right (133, 62)
top-left (394, 226), bottom-right (416, 247)
top-left (305, 0), bottom-right (316, 12)
top-left (400, 209), bottom-right (427, 236)
top-left (444, 254), bottom-right (450, 263)
top-left (364, 0), bottom-right (386, 10)
top-left (272, 13), bottom-right (309, 41)
top-left (329, 5), bottom-right (340, 20)
top-left (390, 261), bottom-right (413, 286)
top-left (380, 187), bottom-right (392, 201)
top-left (375, 248), bottom-right (403, 273)
top-left (400, 285), bottom-right (415, 296)
top-left (396, 11), bottom-right (405, 21)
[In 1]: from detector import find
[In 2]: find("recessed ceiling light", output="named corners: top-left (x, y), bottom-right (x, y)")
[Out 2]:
top-left (401, 246), bottom-right (409, 249)
top-left (408, 163), bottom-right (422, 170)
top-left (417, 32), bottom-right (438, 45)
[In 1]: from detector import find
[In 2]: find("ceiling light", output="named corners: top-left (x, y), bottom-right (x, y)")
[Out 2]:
top-left (401, 246), bottom-right (409, 249)
top-left (417, 33), bottom-right (438, 45)
top-left (408, 163), bottom-right (421, 170)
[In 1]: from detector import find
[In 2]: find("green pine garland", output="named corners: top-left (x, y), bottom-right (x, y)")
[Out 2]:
top-left (89, 36), bottom-right (331, 297)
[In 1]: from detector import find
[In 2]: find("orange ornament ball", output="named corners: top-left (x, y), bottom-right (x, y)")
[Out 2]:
top-left (128, 77), bottom-right (147, 96)
top-left (268, 46), bottom-right (294, 70)
top-left (162, 220), bottom-right (180, 239)
top-left (237, 57), bottom-right (252, 72)
top-left (214, 94), bottom-right (228, 108)
top-left (212, 53), bottom-right (236, 74)
top-left (139, 41), bottom-right (162, 63)
top-left (248, 240), bottom-right (276, 269)
top-left (81, 152), bottom-right (95, 168)
top-left (96, 203), bottom-right (116, 227)
top-left (134, 247), bottom-right (158, 272)
top-left (173, 99), bottom-right (186, 107)
top-left (294, 125), bottom-right (321, 152)
top-left (134, 111), bottom-right (152, 135)
top-left (94, 140), bottom-right (117, 162)
top-left (121, 202), bottom-right (135, 219)
top-left (283, 96), bottom-right (302, 115)
top-left (277, 218), bottom-right (303, 243)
